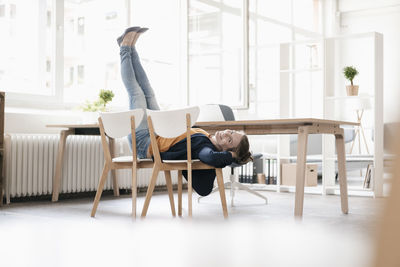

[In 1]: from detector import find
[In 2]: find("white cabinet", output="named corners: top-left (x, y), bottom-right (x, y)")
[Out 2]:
top-left (249, 32), bottom-right (383, 197)
top-left (323, 32), bottom-right (384, 197)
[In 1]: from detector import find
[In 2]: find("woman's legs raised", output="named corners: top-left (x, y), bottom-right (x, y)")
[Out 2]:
top-left (120, 46), bottom-right (151, 158)
top-left (130, 46), bottom-right (160, 110)
top-left (120, 46), bottom-right (148, 129)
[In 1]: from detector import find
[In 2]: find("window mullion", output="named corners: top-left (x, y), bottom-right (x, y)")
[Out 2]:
top-left (242, 0), bottom-right (249, 109)
top-left (53, 0), bottom-right (64, 103)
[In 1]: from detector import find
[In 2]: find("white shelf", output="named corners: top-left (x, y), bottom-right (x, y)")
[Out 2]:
top-left (268, 33), bottom-right (383, 197)
top-left (280, 155), bottom-right (323, 161)
top-left (325, 94), bottom-right (374, 101)
top-left (323, 32), bottom-right (383, 197)
top-left (325, 155), bottom-right (374, 162)
top-left (325, 185), bottom-right (374, 193)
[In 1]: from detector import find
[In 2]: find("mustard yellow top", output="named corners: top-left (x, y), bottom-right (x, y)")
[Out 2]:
top-left (148, 128), bottom-right (210, 156)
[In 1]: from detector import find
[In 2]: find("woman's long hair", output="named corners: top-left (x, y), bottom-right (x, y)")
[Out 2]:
top-left (232, 134), bottom-right (252, 164)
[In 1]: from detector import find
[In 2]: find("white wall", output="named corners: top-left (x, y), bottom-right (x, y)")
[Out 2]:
top-left (337, 0), bottom-right (400, 122)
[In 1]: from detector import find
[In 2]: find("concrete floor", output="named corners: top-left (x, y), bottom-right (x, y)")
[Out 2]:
top-left (0, 190), bottom-right (386, 267)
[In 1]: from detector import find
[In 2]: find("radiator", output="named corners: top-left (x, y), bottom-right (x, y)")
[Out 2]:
top-left (4, 134), bottom-right (174, 203)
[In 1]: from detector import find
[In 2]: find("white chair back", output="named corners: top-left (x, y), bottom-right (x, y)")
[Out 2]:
top-left (197, 104), bottom-right (225, 122)
top-left (100, 109), bottom-right (144, 138)
top-left (147, 106), bottom-right (200, 138)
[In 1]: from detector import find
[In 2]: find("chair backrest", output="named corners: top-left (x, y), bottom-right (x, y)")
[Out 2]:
top-left (218, 104), bottom-right (235, 121)
top-left (100, 109), bottom-right (144, 138)
top-left (197, 104), bottom-right (235, 122)
top-left (147, 106), bottom-right (200, 138)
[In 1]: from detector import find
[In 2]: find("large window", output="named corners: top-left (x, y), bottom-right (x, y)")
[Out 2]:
top-left (188, 0), bottom-right (246, 108)
top-left (130, 0), bottom-right (182, 109)
top-left (63, 0), bottom-right (128, 107)
top-left (0, 0), bottom-right (324, 111)
top-left (249, 0), bottom-right (323, 118)
top-left (1, 0), bottom-right (182, 109)
top-left (0, 0), bottom-right (54, 97)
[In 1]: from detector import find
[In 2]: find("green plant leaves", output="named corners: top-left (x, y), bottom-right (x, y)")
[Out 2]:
top-left (80, 89), bottom-right (114, 112)
top-left (343, 66), bottom-right (359, 83)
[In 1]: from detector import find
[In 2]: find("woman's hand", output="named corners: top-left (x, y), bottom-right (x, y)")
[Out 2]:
top-left (230, 151), bottom-right (237, 159)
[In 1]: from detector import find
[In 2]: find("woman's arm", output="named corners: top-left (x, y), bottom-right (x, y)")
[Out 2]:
top-left (198, 146), bottom-right (234, 168)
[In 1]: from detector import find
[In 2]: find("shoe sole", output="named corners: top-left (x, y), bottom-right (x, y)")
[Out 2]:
top-left (117, 26), bottom-right (141, 46)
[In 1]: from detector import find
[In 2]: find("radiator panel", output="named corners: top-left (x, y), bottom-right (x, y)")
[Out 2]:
top-left (4, 134), bottom-right (177, 201)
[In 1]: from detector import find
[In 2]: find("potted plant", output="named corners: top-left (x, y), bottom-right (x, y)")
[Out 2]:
top-left (80, 89), bottom-right (115, 123)
top-left (343, 66), bottom-right (359, 96)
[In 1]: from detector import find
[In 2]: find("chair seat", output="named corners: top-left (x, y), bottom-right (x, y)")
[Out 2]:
top-left (112, 156), bottom-right (153, 163)
top-left (163, 159), bottom-right (201, 163)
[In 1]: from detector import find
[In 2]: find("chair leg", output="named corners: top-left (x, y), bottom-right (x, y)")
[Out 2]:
top-left (141, 166), bottom-right (159, 218)
top-left (91, 163), bottom-right (110, 217)
top-left (188, 168), bottom-right (193, 217)
top-left (197, 181), bottom-right (231, 203)
top-left (178, 170), bottom-right (183, 216)
top-left (215, 168), bottom-right (228, 218)
top-left (230, 173), bottom-right (236, 207)
top-left (232, 181), bottom-right (268, 204)
top-left (164, 171), bottom-right (176, 217)
top-left (131, 165), bottom-right (137, 218)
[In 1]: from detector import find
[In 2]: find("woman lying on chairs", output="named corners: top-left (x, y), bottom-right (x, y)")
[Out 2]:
top-left (118, 26), bottom-right (252, 197)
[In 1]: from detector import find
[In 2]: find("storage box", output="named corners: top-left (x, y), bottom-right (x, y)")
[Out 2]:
top-left (280, 163), bottom-right (318, 187)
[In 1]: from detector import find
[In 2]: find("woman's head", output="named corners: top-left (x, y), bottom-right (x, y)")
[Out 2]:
top-left (231, 134), bottom-right (252, 164)
top-left (211, 129), bottom-right (252, 164)
top-left (212, 129), bottom-right (243, 151)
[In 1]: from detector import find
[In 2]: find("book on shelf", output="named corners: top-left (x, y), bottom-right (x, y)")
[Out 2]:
top-left (238, 156), bottom-right (279, 184)
top-left (363, 163), bottom-right (373, 189)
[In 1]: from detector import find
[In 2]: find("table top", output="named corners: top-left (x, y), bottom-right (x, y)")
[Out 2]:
top-left (46, 118), bottom-right (358, 129)
top-left (196, 118), bottom-right (359, 127)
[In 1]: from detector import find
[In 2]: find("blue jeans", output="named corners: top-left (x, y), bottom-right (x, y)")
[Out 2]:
top-left (120, 46), bottom-right (160, 158)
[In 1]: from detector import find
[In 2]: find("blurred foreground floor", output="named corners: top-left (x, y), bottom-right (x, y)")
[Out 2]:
top-left (0, 190), bottom-right (385, 267)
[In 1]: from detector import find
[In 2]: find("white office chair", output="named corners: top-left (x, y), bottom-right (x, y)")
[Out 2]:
top-left (197, 104), bottom-right (268, 206)
top-left (91, 109), bottom-right (155, 218)
top-left (142, 106), bottom-right (228, 218)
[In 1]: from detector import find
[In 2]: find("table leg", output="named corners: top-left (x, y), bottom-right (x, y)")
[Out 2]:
top-left (294, 126), bottom-right (309, 218)
top-left (108, 139), bottom-right (119, 197)
top-left (335, 129), bottom-right (349, 214)
top-left (52, 129), bottom-right (73, 202)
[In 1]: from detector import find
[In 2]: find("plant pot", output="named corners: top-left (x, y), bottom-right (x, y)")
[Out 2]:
top-left (346, 85), bottom-right (359, 96)
top-left (81, 112), bottom-right (99, 124)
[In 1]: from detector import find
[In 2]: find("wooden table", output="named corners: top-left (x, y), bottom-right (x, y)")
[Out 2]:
top-left (48, 118), bottom-right (358, 217)
top-left (46, 124), bottom-right (120, 202)
top-left (195, 118), bottom-right (358, 217)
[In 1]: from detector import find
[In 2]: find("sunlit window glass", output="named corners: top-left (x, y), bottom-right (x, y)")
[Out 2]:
top-left (0, 0), bottom-right (54, 96)
top-left (63, 0), bottom-right (128, 107)
top-left (130, 0), bottom-right (182, 109)
top-left (249, 0), bottom-right (322, 118)
top-left (188, 0), bottom-right (244, 107)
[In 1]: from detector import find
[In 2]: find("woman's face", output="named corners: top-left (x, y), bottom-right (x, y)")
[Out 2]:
top-left (213, 129), bottom-right (244, 151)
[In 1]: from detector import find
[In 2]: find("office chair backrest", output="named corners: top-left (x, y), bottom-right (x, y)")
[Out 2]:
top-left (218, 104), bottom-right (235, 121)
top-left (147, 106), bottom-right (200, 138)
top-left (100, 109), bottom-right (144, 138)
top-left (198, 104), bottom-right (235, 122)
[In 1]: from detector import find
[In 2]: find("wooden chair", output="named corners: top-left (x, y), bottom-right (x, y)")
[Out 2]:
top-left (91, 109), bottom-right (175, 218)
top-left (141, 106), bottom-right (228, 218)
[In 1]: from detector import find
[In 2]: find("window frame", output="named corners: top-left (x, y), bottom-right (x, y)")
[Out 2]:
top-left (5, 0), bottom-right (322, 111)
top-left (5, 0), bottom-right (64, 109)
top-left (186, 0), bottom-right (250, 109)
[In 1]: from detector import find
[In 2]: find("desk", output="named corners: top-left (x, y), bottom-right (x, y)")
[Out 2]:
top-left (195, 118), bottom-right (358, 217)
top-left (49, 118), bottom-right (358, 217)
top-left (47, 124), bottom-right (119, 202)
